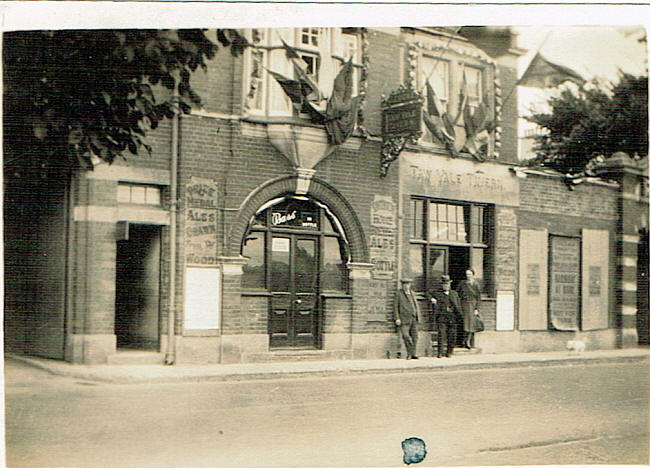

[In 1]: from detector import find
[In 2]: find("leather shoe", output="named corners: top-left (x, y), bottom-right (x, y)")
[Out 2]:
top-left (411, 356), bottom-right (418, 360)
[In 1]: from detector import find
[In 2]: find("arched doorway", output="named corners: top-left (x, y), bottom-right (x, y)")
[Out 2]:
top-left (241, 196), bottom-right (350, 349)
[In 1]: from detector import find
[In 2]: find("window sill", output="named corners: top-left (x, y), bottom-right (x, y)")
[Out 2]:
top-left (242, 290), bottom-right (272, 297)
top-left (321, 292), bottom-right (352, 299)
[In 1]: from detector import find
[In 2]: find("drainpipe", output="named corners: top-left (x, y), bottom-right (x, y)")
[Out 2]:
top-left (165, 90), bottom-right (180, 365)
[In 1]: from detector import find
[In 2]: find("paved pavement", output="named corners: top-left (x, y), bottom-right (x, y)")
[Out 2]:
top-left (6, 347), bottom-right (649, 384)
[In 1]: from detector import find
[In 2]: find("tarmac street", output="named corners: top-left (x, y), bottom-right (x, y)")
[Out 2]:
top-left (4, 357), bottom-right (649, 467)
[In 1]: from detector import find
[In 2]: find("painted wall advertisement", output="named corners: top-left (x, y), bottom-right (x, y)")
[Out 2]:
top-left (368, 195), bottom-right (396, 319)
top-left (549, 236), bottom-right (580, 330)
top-left (185, 177), bottom-right (219, 265)
top-left (370, 195), bottom-right (396, 280)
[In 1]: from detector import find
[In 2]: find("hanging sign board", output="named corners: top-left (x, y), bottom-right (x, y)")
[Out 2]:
top-left (381, 87), bottom-right (423, 138)
top-left (184, 267), bottom-right (221, 330)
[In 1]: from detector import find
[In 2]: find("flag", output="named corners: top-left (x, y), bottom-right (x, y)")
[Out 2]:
top-left (453, 71), bottom-right (468, 125)
top-left (518, 52), bottom-right (585, 88)
top-left (281, 38), bottom-right (323, 102)
top-left (325, 60), bottom-right (358, 145)
top-left (463, 93), bottom-right (493, 161)
top-left (267, 70), bottom-right (304, 112)
top-left (423, 81), bottom-right (455, 143)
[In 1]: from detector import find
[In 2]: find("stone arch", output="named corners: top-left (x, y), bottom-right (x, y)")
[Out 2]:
top-left (227, 175), bottom-right (369, 263)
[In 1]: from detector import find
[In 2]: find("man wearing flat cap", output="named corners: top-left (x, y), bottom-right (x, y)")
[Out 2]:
top-left (429, 275), bottom-right (463, 358)
top-left (395, 277), bottom-right (422, 359)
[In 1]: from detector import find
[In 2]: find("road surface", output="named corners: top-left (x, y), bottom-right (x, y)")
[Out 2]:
top-left (5, 358), bottom-right (648, 467)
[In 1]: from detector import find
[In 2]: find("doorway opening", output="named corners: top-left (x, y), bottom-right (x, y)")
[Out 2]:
top-left (115, 224), bottom-right (161, 350)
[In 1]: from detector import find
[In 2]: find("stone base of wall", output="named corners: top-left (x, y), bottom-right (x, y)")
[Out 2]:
top-left (65, 334), bottom-right (116, 364)
top-left (476, 329), bottom-right (618, 354)
top-left (621, 328), bottom-right (639, 348)
top-left (220, 334), bottom-right (269, 364)
top-left (173, 336), bottom-right (222, 364)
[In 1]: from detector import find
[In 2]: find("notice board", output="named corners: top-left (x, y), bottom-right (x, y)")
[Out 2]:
top-left (496, 290), bottom-right (515, 331)
top-left (184, 267), bottom-right (221, 330)
top-left (549, 236), bottom-right (580, 330)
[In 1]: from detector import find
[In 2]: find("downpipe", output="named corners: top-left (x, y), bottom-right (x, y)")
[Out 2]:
top-left (165, 92), bottom-right (180, 365)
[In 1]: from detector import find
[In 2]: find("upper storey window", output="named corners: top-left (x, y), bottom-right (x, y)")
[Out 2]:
top-left (244, 28), bottom-right (361, 118)
top-left (414, 35), bottom-right (495, 158)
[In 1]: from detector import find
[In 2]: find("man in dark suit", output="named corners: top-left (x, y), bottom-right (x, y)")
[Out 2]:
top-left (394, 277), bottom-right (422, 360)
top-left (429, 274), bottom-right (463, 358)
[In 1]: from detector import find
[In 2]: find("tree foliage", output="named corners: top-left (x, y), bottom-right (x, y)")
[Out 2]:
top-left (525, 73), bottom-right (648, 174)
top-left (4, 29), bottom-right (247, 177)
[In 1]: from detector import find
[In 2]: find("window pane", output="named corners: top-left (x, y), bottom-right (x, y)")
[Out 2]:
top-left (409, 244), bottom-right (425, 292)
top-left (412, 199), bottom-right (424, 239)
top-left (270, 237), bottom-right (290, 291)
top-left (421, 57), bottom-right (448, 101)
top-left (323, 237), bottom-right (346, 292)
top-left (457, 205), bottom-right (469, 242)
top-left (145, 186), bottom-right (161, 205)
top-left (448, 204), bottom-right (457, 241)
top-left (117, 185), bottom-right (131, 203)
top-left (269, 49), bottom-right (291, 114)
top-left (242, 232), bottom-right (265, 289)
top-left (295, 239), bottom-right (316, 292)
top-left (428, 247), bottom-right (447, 290)
top-left (322, 213), bottom-right (336, 234)
top-left (131, 185), bottom-right (145, 204)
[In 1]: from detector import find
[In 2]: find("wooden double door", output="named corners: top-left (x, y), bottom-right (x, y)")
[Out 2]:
top-left (269, 233), bottom-right (320, 348)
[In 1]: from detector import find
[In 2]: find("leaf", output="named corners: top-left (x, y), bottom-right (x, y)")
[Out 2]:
top-left (127, 139), bottom-right (138, 155)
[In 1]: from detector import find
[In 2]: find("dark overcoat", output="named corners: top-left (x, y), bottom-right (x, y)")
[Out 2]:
top-left (395, 288), bottom-right (422, 326)
top-left (430, 290), bottom-right (462, 325)
top-left (458, 280), bottom-right (481, 332)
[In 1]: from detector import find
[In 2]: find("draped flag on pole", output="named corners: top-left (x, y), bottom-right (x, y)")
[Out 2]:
top-left (518, 52), bottom-right (585, 88)
top-left (423, 81), bottom-right (456, 144)
top-left (454, 71), bottom-right (469, 125)
top-left (325, 60), bottom-right (359, 145)
top-left (267, 33), bottom-right (360, 146)
top-left (463, 92), bottom-right (494, 161)
top-left (281, 39), bottom-right (323, 102)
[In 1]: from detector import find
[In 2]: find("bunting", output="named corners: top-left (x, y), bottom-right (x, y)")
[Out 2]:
top-left (423, 80), bottom-right (458, 156)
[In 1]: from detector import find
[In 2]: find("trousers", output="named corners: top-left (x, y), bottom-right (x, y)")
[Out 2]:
top-left (437, 321), bottom-right (456, 357)
top-left (399, 320), bottom-right (418, 357)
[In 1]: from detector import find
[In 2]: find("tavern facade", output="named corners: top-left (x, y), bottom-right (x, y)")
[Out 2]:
top-left (5, 27), bottom-right (648, 364)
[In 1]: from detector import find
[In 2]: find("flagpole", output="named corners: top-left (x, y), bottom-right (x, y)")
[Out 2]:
top-left (422, 26), bottom-right (463, 92)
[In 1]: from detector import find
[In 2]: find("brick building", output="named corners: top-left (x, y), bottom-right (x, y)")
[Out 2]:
top-left (4, 27), bottom-right (648, 364)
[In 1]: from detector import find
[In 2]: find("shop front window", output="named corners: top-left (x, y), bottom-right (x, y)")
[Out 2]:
top-left (410, 198), bottom-right (492, 295)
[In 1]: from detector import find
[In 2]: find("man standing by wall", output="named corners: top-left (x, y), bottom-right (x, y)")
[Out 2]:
top-left (430, 275), bottom-right (463, 358)
top-left (395, 277), bottom-right (421, 359)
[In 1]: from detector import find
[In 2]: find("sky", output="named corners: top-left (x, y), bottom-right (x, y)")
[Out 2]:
top-left (514, 25), bottom-right (648, 134)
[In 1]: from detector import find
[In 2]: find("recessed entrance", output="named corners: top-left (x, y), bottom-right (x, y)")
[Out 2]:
top-left (115, 224), bottom-right (161, 350)
top-left (241, 196), bottom-right (350, 350)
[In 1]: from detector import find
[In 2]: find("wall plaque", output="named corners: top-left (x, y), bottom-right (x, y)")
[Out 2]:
top-left (549, 236), bottom-right (580, 330)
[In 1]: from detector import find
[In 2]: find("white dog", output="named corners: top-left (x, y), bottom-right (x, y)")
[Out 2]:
top-left (567, 340), bottom-right (586, 354)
